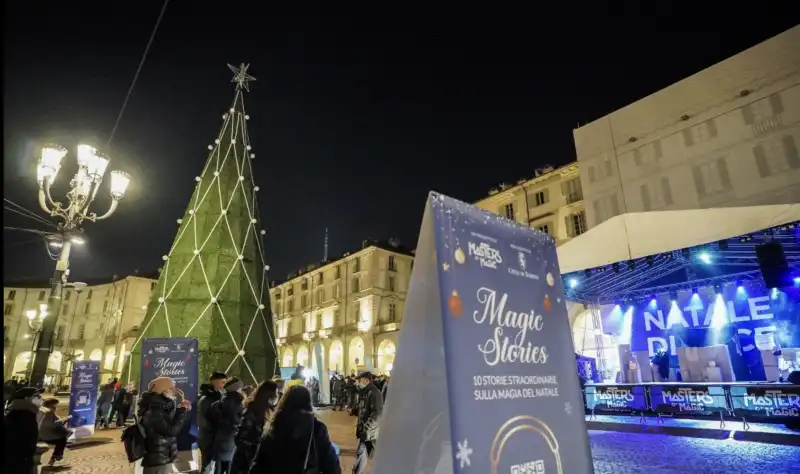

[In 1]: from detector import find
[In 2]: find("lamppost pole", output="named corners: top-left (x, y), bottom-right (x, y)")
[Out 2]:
top-left (24, 305), bottom-right (47, 382)
top-left (28, 144), bottom-right (132, 387)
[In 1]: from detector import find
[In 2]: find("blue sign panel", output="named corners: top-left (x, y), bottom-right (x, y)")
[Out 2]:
top-left (432, 194), bottom-right (593, 474)
top-left (649, 384), bottom-right (728, 415)
top-left (67, 360), bottom-right (100, 439)
top-left (730, 385), bottom-right (800, 419)
top-left (584, 385), bottom-right (648, 413)
top-left (141, 338), bottom-right (199, 450)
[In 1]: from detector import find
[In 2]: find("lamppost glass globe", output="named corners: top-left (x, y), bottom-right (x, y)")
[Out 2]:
top-left (39, 145), bottom-right (67, 185)
top-left (110, 170), bottom-right (131, 199)
top-left (25, 310), bottom-right (37, 320)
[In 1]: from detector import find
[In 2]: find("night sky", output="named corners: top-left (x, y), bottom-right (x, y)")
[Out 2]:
top-left (3, 3), bottom-right (796, 282)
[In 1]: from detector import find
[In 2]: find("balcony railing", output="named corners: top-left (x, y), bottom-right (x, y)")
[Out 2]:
top-left (565, 192), bottom-right (584, 204)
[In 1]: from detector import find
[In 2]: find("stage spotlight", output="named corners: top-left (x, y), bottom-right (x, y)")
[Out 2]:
top-left (612, 262), bottom-right (620, 273)
top-left (736, 280), bottom-right (744, 290)
top-left (627, 260), bottom-right (636, 270)
top-left (669, 290), bottom-right (678, 302)
top-left (718, 240), bottom-right (729, 250)
top-left (646, 256), bottom-right (654, 266)
top-left (794, 276), bottom-right (800, 287)
top-left (714, 283), bottom-right (723, 295)
top-left (568, 278), bottom-right (579, 289)
top-left (681, 248), bottom-right (691, 258)
top-left (692, 286), bottom-right (699, 295)
top-left (649, 298), bottom-right (657, 308)
top-left (584, 269), bottom-right (592, 278)
top-left (698, 252), bottom-right (712, 264)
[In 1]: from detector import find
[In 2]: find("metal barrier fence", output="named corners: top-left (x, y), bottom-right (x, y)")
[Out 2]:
top-left (583, 383), bottom-right (800, 429)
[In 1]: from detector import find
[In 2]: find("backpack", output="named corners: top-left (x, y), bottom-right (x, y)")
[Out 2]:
top-left (121, 422), bottom-right (147, 463)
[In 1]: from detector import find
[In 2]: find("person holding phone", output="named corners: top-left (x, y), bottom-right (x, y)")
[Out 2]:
top-left (39, 398), bottom-right (73, 466)
top-left (139, 377), bottom-right (192, 474)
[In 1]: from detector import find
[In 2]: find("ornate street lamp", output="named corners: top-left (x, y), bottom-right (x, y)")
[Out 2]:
top-left (28, 144), bottom-right (131, 386)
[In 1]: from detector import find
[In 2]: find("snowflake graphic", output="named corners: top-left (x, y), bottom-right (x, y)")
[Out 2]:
top-left (564, 402), bottom-right (573, 415)
top-left (455, 439), bottom-right (473, 469)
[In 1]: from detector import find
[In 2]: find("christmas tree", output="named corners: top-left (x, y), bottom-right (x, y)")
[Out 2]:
top-left (126, 64), bottom-right (277, 385)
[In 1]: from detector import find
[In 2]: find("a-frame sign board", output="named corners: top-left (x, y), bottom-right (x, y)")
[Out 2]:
top-left (373, 193), bottom-right (593, 474)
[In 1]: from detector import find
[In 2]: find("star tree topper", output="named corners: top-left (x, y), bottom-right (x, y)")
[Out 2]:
top-left (228, 62), bottom-right (256, 92)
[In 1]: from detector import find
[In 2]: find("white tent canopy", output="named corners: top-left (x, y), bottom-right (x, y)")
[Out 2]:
top-left (556, 204), bottom-right (800, 274)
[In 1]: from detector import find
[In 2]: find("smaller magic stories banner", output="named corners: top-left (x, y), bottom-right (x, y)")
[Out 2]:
top-left (67, 360), bottom-right (100, 439)
top-left (140, 338), bottom-right (199, 450)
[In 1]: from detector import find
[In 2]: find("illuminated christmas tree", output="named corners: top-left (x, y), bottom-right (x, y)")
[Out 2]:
top-left (126, 64), bottom-right (277, 385)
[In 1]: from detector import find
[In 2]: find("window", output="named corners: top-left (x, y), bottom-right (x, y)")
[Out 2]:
top-left (742, 94), bottom-right (785, 124)
top-left (38, 291), bottom-right (46, 301)
top-left (63, 291), bottom-right (70, 301)
top-left (352, 277), bottom-right (360, 293)
top-left (566, 211), bottom-right (587, 237)
top-left (301, 279), bottom-right (308, 291)
top-left (334, 309), bottom-right (342, 326)
top-left (150, 282), bottom-right (156, 291)
top-left (640, 184), bottom-right (652, 211)
top-left (562, 178), bottom-right (583, 204)
top-left (61, 303), bottom-right (68, 315)
top-left (537, 224), bottom-right (550, 235)
top-left (84, 302), bottom-right (90, 314)
top-left (55, 325), bottom-right (65, 341)
top-left (502, 203), bottom-right (515, 220)
top-left (317, 273), bottom-right (323, 285)
top-left (335, 265), bottom-right (341, 279)
top-left (533, 190), bottom-right (547, 207)
top-left (287, 299), bottom-right (294, 312)
top-left (388, 275), bottom-right (396, 292)
top-left (753, 136), bottom-right (800, 177)
top-left (603, 159), bottom-right (613, 178)
top-left (287, 287), bottom-right (294, 296)
top-left (301, 294), bottom-right (307, 308)
top-left (692, 158), bottom-right (732, 197)
top-left (78, 324), bottom-right (86, 339)
top-left (103, 301), bottom-right (109, 314)
top-left (661, 177), bottom-right (674, 206)
top-left (316, 313), bottom-right (322, 331)
top-left (334, 284), bottom-right (341, 300)
top-left (388, 256), bottom-right (397, 272)
top-left (353, 259), bottom-right (361, 273)
top-left (388, 302), bottom-right (397, 322)
top-left (6, 290), bottom-right (16, 300)
top-left (316, 290), bottom-right (324, 305)
top-left (683, 120), bottom-right (718, 147)
top-left (87, 289), bottom-right (93, 299)
top-left (274, 292), bottom-right (281, 300)
top-left (3, 303), bottom-right (12, 316)
top-left (354, 304), bottom-right (361, 323)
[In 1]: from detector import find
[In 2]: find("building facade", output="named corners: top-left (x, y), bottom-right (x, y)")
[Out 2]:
top-left (473, 163), bottom-right (588, 245)
top-left (573, 25), bottom-right (800, 229)
top-left (271, 240), bottom-right (414, 378)
top-left (3, 275), bottom-right (156, 385)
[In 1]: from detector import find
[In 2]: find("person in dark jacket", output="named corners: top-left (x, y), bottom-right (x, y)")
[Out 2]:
top-left (4, 387), bottom-right (44, 473)
top-left (39, 398), bottom-right (73, 466)
top-left (231, 379), bottom-right (279, 473)
top-left (110, 383), bottom-right (127, 427)
top-left (139, 377), bottom-right (191, 474)
top-left (211, 377), bottom-right (246, 474)
top-left (198, 371), bottom-right (227, 473)
top-left (97, 381), bottom-right (115, 429)
top-left (352, 371), bottom-right (383, 474)
top-left (250, 385), bottom-right (341, 474)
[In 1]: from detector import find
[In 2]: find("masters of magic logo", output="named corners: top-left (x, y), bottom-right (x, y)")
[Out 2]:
top-left (743, 390), bottom-right (800, 417)
top-left (467, 237), bottom-right (503, 269)
top-left (660, 387), bottom-right (714, 412)
top-left (595, 387), bottom-right (635, 409)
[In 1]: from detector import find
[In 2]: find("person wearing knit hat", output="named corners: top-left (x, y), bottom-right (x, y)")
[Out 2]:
top-left (137, 377), bottom-right (192, 473)
top-left (211, 377), bottom-right (246, 473)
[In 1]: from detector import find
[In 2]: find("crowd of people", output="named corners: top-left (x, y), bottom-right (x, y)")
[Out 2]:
top-left (3, 365), bottom-right (387, 474)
